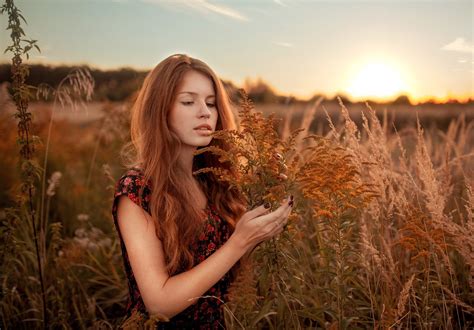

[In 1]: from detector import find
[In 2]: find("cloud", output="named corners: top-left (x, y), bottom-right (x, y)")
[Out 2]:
top-left (274, 0), bottom-right (289, 7)
top-left (441, 37), bottom-right (474, 54)
top-left (143, 0), bottom-right (248, 21)
top-left (195, 0), bottom-right (248, 20)
top-left (273, 41), bottom-right (293, 48)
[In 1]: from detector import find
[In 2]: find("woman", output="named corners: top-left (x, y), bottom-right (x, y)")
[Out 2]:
top-left (112, 54), bottom-right (293, 329)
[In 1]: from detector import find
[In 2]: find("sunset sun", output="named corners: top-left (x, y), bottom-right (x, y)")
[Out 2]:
top-left (346, 62), bottom-right (407, 100)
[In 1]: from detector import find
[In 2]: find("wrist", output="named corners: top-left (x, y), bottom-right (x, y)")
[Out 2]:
top-left (227, 233), bottom-right (250, 256)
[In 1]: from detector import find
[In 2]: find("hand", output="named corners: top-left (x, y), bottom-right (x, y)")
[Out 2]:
top-left (231, 196), bottom-right (293, 253)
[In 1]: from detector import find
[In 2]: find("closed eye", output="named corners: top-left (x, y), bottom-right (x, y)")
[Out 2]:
top-left (180, 101), bottom-right (216, 108)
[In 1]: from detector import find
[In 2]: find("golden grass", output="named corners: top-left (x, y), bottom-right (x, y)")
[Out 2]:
top-left (0, 93), bottom-right (473, 328)
top-left (220, 96), bottom-right (474, 328)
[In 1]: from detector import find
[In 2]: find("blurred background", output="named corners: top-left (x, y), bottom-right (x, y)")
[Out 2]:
top-left (1, 0), bottom-right (472, 215)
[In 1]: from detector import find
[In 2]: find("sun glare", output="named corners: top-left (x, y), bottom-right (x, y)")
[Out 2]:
top-left (346, 62), bottom-right (407, 101)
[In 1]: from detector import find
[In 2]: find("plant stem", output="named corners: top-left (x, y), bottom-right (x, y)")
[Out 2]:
top-left (2, 0), bottom-right (47, 327)
top-left (28, 184), bottom-right (48, 328)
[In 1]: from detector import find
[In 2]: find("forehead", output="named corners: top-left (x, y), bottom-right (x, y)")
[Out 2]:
top-left (177, 70), bottom-right (215, 97)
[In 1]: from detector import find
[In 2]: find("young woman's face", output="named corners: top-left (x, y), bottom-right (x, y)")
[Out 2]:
top-left (168, 70), bottom-right (218, 149)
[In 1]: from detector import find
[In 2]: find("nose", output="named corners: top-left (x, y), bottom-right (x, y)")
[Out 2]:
top-left (197, 100), bottom-right (211, 118)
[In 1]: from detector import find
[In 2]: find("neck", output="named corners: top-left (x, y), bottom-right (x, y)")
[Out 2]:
top-left (177, 144), bottom-right (197, 180)
top-left (176, 146), bottom-right (209, 210)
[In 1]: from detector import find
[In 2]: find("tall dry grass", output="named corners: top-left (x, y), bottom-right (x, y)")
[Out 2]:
top-left (1, 95), bottom-right (472, 329)
top-left (222, 98), bottom-right (473, 329)
top-left (1, 2), bottom-right (129, 327)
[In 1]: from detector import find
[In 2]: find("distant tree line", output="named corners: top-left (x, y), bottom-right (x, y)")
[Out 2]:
top-left (0, 63), bottom-right (471, 105)
top-left (0, 63), bottom-right (147, 102)
top-left (0, 63), bottom-right (295, 104)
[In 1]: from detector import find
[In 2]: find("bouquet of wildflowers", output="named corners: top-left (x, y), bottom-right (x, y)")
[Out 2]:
top-left (194, 90), bottom-right (373, 236)
top-left (193, 90), bottom-right (302, 213)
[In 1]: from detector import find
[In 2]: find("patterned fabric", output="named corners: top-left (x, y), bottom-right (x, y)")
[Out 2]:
top-left (112, 168), bottom-right (233, 329)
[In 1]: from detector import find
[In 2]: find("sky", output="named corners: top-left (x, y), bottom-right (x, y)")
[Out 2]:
top-left (1, 0), bottom-right (473, 103)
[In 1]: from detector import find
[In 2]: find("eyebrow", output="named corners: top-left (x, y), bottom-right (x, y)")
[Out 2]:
top-left (178, 91), bottom-right (215, 98)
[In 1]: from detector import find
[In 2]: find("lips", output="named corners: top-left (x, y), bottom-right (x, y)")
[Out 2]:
top-left (194, 124), bottom-right (212, 131)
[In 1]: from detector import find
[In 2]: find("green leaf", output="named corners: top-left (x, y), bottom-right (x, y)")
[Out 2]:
top-left (18, 13), bottom-right (27, 24)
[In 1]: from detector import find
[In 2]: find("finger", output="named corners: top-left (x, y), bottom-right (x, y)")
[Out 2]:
top-left (268, 203), bottom-right (292, 231)
top-left (268, 219), bottom-right (285, 237)
top-left (245, 203), bottom-right (271, 220)
top-left (259, 199), bottom-right (291, 226)
top-left (272, 198), bottom-right (293, 225)
top-left (274, 211), bottom-right (290, 229)
top-left (272, 197), bottom-right (292, 218)
top-left (282, 203), bottom-right (292, 223)
top-left (280, 207), bottom-right (291, 226)
top-left (262, 213), bottom-right (289, 237)
top-left (251, 196), bottom-right (291, 226)
top-left (281, 196), bottom-right (291, 205)
top-left (276, 225), bottom-right (285, 235)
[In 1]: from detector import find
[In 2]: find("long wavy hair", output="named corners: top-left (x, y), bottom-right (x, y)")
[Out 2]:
top-left (122, 54), bottom-right (247, 276)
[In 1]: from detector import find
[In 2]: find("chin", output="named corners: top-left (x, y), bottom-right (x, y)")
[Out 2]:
top-left (198, 140), bottom-right (213, 147)
top-left (185, 138), bottom-right (213, 148)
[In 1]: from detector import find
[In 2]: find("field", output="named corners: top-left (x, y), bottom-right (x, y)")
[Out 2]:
top-left (1, 93), bottom-right (473, 328)
top-left (1, 0), bottom-right (473, 327)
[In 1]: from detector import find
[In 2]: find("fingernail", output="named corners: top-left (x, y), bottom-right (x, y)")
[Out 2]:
top-left (264, 202), bottom-right (271, 209)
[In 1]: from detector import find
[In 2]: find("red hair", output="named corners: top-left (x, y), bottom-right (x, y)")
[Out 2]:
top-left (123, 54), bottom-right (246, 275)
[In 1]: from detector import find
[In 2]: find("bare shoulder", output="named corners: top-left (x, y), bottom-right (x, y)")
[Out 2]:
top-left (116, 195), bottom-right (156, 239)
top-left (116, 195), bottom-right (169, 309)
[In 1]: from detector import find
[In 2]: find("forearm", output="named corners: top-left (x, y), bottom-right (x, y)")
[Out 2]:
top-left (147, 235), bottom-right (247, 318)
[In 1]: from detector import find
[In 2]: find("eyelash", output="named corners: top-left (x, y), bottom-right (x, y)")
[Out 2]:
top-left (181, 101), bottom-right (216, 108)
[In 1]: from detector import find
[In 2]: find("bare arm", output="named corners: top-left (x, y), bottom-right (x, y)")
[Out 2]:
top-left (117, 195), bottom-right (292, 319)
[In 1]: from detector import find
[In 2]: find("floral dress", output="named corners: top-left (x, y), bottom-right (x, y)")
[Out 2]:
top-left (112, 168), bottom-right (234, 329)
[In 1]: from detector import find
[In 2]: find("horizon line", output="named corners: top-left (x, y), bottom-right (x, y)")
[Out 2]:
top-left (0, 60), bottom-right (472, 105)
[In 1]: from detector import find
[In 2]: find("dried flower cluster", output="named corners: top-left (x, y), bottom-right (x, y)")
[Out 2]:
top-left (194, 90), bottom-right (299, 210)
top-left (195, 89), bottom-right (375, 238)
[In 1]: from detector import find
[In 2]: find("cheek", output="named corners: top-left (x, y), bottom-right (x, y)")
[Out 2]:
top-left (167, 117), bottom-right (183, 138)
top-left (168, 106), bottom-right (184, 130)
